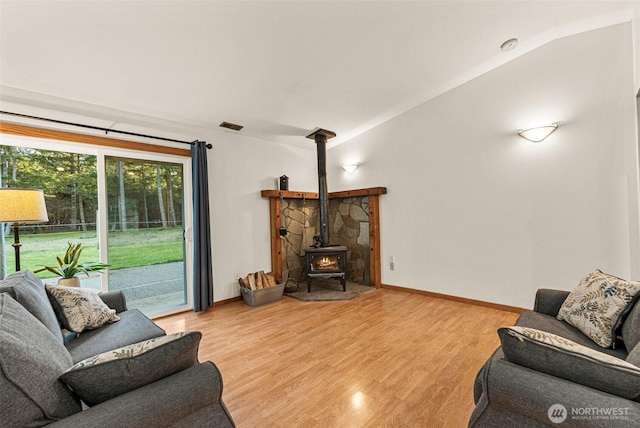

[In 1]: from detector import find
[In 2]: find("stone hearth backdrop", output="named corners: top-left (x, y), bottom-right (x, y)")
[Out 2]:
top-left (281, 196), bottom-right (370, 285)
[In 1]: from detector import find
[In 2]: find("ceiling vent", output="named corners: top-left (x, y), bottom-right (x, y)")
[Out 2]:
top-left (219, 121), bottom-right (243, 131)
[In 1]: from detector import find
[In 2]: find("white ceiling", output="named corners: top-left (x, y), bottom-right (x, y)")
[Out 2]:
top-left (1, 0), bottom-right (638, 148)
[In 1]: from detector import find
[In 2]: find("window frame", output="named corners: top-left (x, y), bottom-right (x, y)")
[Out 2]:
top-left (0, 122), bottom-right (194, 317)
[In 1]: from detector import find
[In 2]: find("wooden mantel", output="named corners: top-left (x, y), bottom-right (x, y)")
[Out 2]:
top-left (261, 187), bottom-right (387, 287)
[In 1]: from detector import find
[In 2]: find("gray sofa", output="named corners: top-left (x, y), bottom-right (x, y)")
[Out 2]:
top-left (0, 270), bottom-right (235, 427)
top-left (469, 288), bottom-right (640, 427)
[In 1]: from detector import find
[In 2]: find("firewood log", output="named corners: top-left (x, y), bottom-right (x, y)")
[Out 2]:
top-left (247, 274), bottom-right (256, 290)
top-left (252, 273), bottom-right (259, 289)
top-left (257, 271), bottom-right (267, 289)
top-left (266, 273), bottom-right (277, 287)
top-left (238, 277), bottom-right (249, 289)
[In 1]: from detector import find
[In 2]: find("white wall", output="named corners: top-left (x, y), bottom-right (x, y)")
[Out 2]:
top-left (328, 23), bottom-right (640, 308)
top-left (206, 131), bottom-right (317, 300)
top-left (634, 7), bottom-right (640, 93)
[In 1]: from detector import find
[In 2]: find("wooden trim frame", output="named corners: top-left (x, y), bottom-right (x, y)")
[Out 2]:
top-left (367, 194), bottom-right (382, 287)
top-left (262, 187), bottom-right (387, 287)
top-left (269, 196), bottom-right (283, 281)
top-left (0, 122), bottom-right (191, 157)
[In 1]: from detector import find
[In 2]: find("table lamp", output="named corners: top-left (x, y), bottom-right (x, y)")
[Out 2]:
top-left (0, 188), bottom-right (49, 271)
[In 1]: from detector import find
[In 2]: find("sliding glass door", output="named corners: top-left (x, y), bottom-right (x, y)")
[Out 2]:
top-left (0, 134), bottom-right (193, 317)
top-left (103, 156), bottom-right (188, 314)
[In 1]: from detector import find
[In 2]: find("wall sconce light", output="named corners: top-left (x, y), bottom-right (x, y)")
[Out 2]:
top-left (342, 163), bottom-right (360, 174)
top-left (517, 123), bottom-right (558, 142)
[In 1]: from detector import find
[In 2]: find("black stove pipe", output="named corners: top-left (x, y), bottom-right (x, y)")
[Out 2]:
top-left (314, 132), bottom-right (330, 247)
top-left (307, 128), bottom-right (336, 247)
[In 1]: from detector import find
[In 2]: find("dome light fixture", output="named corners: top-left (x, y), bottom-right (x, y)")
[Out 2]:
top-left (518, 123), bottom-right (558, 143)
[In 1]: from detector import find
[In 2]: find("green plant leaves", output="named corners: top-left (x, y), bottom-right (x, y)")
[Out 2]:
top-left (33, 242), bottom-right (109, 279)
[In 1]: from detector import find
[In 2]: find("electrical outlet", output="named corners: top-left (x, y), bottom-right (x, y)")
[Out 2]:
top-left (234, 272), bottom-right (240, 280)
top-left (389, 256), bottom-right (395, 271)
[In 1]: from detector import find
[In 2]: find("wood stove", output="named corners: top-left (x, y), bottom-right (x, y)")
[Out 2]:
top-left (304, 128), bottom-right (348, 293)
top-left (305, 245), bottom-right (347, 293)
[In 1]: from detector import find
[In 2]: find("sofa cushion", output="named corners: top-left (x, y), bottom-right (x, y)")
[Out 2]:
top-left (59, 331), bottom-right (201, 406)
top-left (628, 343), bottom-right (640, 367)
top-left (499, 326), bottom-right (640, 400)
top-left (65, 308), bottom-right (167, 363)
top-left (0, 293), bottom-right (81, 426)
top-left (0, 270), bottom-right (63, 343)
top-left (622, 298), bottom-right (640, 352)
top-left (45, 284), bottom-right (120, 333)
top-left (557, 269), bottom-right (640, 348)
top-left (515, 310), bottom-right (628, 358)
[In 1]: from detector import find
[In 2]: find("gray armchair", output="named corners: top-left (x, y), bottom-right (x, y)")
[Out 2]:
top-left (0, 271), bottom-right (235, 427)
top-left (470, 288), bottom-right (640, 427)
top-left (49, 362), bottom-right (234, 428)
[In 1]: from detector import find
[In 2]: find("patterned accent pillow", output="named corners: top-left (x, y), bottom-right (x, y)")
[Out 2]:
top-left (45, 284), bottom-right (120, 333)
top-left (499, 326), bottom-right (640, 400)
top-left (72, 331), bottom-right (188, 368)
top-left (504, 326), bottom-right (638, 369)
top-left (59, 331), bottom-right (201, 406)
top-left (557, 270), bottom-right (640, 348)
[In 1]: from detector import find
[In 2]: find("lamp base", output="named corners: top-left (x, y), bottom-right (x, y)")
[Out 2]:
top-left (11, 223), bottom-right (21, 272)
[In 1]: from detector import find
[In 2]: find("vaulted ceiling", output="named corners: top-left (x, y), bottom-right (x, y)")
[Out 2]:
top-left (1, 1), bottom-right (638, 147)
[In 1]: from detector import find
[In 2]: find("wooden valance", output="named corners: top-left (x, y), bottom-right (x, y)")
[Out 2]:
top-left (260, 186), bottom-right (386, 200)
top-left (0, 121), bottom-right (191, 157)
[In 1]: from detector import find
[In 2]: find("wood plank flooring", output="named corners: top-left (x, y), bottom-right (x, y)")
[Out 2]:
top-left (155, 288), bottom-right (520, 427)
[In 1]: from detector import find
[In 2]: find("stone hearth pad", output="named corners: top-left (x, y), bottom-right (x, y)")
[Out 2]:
top-left (284, 279), bottom-right (375, 302)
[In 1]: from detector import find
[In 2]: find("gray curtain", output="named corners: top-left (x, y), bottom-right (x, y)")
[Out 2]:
top-left (191, 140), bottom-right (213, 311)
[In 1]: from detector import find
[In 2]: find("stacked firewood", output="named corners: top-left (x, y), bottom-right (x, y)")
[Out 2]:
top-left (238, 270), bottom-right (278, 290)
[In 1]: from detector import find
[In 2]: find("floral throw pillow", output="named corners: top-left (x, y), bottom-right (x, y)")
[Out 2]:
top-left (499, 326), bottom-right (640, 400)
top-left (59, 331), bottom-right (201, 406)
top-left (557, 270), bottom-right (640, 348)
top-left (502, 326), bottom-right (639, 369)
top-left (45, 284), bottom-right (120, 333)
top-left (72, 332), bottom-right (189, 368)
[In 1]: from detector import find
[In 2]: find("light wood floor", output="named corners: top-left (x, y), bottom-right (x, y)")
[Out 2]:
top-left (155, 288), bottom-right (520, 427)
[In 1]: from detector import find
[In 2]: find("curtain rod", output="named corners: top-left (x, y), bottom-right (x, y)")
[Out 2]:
top-left (0, 110), bottom-right (212, 148)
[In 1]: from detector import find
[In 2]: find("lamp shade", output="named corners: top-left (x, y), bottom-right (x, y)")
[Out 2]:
top-left (0, 188), bottom-right (49, 223)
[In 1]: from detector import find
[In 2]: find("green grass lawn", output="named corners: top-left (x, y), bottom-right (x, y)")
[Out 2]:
top-left (4, 228), bottom-right (184, 278)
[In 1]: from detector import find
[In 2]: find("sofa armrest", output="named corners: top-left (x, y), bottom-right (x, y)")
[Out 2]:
top-left (98, 291), bottom-right (128, 313)
top-left (49, 362), bottom-right (235, 428)
top-left (533, 288), bottom-right (569, 316)
top-left (470, 357), bottom-right (640, 427)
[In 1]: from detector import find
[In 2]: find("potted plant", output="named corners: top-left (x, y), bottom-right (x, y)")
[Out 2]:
top-left (34, 242), bottom-right (109, 287)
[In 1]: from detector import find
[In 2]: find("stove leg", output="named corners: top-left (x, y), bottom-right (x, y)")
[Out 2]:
top-left (308, 277), bottom-right (312, 293)
top-left (342, 275), bottom-right (346, 292)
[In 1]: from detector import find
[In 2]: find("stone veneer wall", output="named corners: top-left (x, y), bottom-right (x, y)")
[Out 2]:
top-left (281, 196), bottom-right (370, 285)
